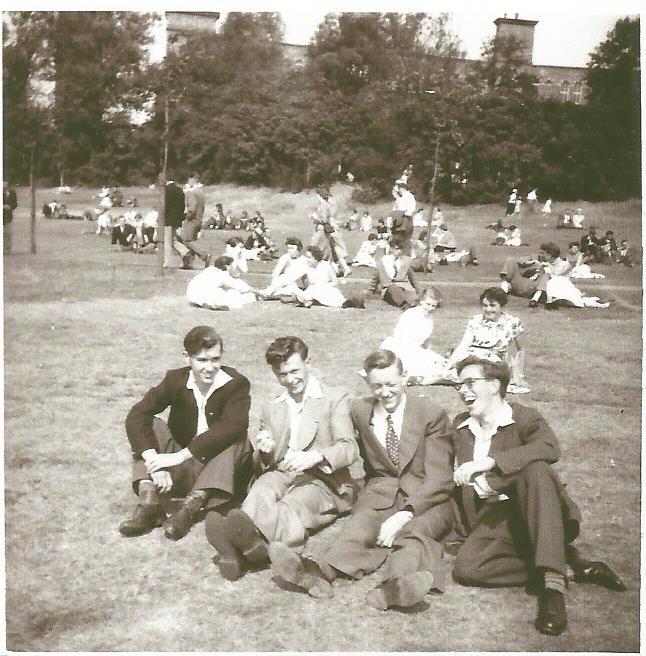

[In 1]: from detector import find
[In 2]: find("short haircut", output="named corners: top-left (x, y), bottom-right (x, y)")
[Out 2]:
top-left (540, 242), bottom-right (560, 259)
top-left (420, 285), bottom-right (441, 307)
top-left (183, 325), bottom-right (223, 356)
top-left (368, 233), bottom-right (378, 241)
top-left (226, 236), bottom-right (243, 247)
top-left (265, 336), bottom-right (309, 367)
top-left (306, 245), bottom-right (324, 261)
top-left (212, 255), bottom-right (233, 270)
top-left (480, 286), bottom-right (508, 307)
top-left (419, 231), bottom-right (427, 241)
top-left (389, 236), bottom-right (405, 251)
top-left (285, 237), bottom-right (303, 251)
top-left (456, 355), bottom-right (510, 397)
top-left (364, 349), bottom-right (404, 375)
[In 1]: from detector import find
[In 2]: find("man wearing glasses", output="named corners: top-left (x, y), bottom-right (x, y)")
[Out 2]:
top-left (450, 356), bottom-right (625, 636)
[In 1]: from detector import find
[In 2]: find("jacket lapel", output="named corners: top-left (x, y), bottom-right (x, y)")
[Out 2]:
top-left (398, 396), bottom-right (423, 472)
top-left (290, 397), bottom-right (322, 451)
top-left (356, 397), bottom-right (396, 474)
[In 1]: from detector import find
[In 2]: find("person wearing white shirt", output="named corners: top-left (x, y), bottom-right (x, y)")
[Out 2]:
top-left (260, 237), bottom-right (309, 299)
top-left (206, 337), bottom-right (361, 581)
top-left (451, 355), bottom-right (625, 636)
top-left (391, 182), bottom-right (416, 253)
top-left (268, 348), bottom-right (454, 611)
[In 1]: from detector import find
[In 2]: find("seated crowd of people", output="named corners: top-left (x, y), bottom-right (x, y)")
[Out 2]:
top-left (119, 325), bottom-right (626, 638)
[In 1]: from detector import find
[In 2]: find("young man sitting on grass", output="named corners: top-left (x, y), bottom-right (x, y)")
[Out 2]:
top-left (119, 326), bottom-right (253, 553)
top-left (450, 356), bottom-right (625, 636)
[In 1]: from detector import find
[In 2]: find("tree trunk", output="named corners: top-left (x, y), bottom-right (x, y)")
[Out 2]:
top-left (30, 145), bottom-right (37, 255)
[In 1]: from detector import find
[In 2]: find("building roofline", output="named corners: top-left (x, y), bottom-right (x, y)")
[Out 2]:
top-left (494, 17), bottom-right (538, 27)
top-left (166, 11), bottom-right (220, 18)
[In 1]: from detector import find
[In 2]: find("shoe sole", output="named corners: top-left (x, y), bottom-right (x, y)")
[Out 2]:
top-left (215, 556), bottom-right (245, 581)
top-left (367, 572), bottom-right (434, 610)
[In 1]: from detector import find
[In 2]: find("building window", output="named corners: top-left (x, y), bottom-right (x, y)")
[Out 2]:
top-left (572, 82), bottom-right (583, 105)
top-left (560, 81), bottom-right (570, 102)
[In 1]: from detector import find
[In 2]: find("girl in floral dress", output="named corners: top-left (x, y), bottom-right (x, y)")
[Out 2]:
top-left (447, 287), bottom-right (530, 393)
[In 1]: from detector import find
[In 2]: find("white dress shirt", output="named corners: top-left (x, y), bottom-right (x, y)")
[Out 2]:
top-left (186, 368), bottom-right (233, 436)
top-left (456, 401), bottom-right (514, 500)
top-left (370, 394), bottom-right (407, 451)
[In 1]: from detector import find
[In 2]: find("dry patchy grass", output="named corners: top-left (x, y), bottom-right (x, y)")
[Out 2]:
top-left (3, 186), bottom-right (641, 651)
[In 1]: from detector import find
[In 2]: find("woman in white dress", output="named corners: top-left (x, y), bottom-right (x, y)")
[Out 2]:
top-left (295, 246), bottom-right (346, 308)
top-left (567, 242), bottom-right (605, 279)
top-left (187, 255), bottom-right (258, 310)
top-left (352, 233), bottom-right (379, 268)
top-left (379, 287), bottom-right (450, 385)
top-left (540, 242), bottom-right (609, 308)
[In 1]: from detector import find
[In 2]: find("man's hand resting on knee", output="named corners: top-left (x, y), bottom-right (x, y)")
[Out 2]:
top-left (376, 510), bottom-right (413, 548)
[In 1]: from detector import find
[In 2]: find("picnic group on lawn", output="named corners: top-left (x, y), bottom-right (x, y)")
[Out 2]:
top-left (120, 324), bottom-right (625, 638)
top-left (109, 166), bottom-right (630, 639)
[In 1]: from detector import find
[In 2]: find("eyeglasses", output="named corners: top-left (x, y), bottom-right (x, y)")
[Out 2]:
top-left (454, 377), bottom-right (491, 389)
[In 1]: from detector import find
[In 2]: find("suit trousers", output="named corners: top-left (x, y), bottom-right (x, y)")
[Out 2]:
top-left (384, 283), bottom-right (418, 308)
top-left (242, 470), bottom-right (341, 548)
top-left (320, 491), bottom-right (452, 588)
top-left (131, 418), bottom-right (253, 511)
top-left (501, 258), bottom-right (549, 298)
top-left (453, 461), bottom-right (567, 587)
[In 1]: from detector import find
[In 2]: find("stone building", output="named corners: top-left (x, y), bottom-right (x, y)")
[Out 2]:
top-left (164, 12), bottom-right (588, 103)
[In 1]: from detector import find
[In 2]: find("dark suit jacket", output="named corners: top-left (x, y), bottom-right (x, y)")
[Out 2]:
top-left (125, 365), bottom-right (250, 464)
top-left (451, 402), bottom-right (580, 536)
top-left (165, 182), bottom-right (186, 229)
top-left (350, 395), bottom-right (453, 516)
top-left (370, 256), bottom-right (420, 295)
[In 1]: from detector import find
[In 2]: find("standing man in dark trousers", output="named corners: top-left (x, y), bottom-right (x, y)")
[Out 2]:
top-left (450, 356), bottom-right (625, 636)
top-left (3, 180), bottom-right (18, 255)
top-left (164, 175), bottom-right (186, 267)
top-left (119, 326), bottom-right (253, 555)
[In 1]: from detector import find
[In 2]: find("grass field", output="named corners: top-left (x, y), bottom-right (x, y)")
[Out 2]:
top-left (3, 184), bottom-right (641, 651)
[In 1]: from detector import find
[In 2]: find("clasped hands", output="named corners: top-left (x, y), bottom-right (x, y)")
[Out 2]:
top-left (453, 457), bottom-right (495, 486)
top-left (254, 431), bottom-right (324, 473)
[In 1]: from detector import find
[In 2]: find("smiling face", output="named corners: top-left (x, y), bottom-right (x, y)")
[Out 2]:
top-left (419, 295), bottom-right (438, 317)
top-left (185, 344), bottom-right (223, 394)
top-left (481, 297), bottom-right (503, 322)
top-left (457, 364), bottom-right (499, 419)
top-left (286, 244), bottom-right (301, 259)
top-left (366, 363), bottom-right (406, 413)
top-left (272, 352), bottom-right (310, 401)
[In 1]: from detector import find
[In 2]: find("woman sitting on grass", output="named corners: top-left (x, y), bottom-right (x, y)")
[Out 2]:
top-left (293, 246), bottom-right (346, 308)
top-left (446, 287), bottom-right (530, 394)
top-left (379, 286), bottom-right (450, 385)
top-left (186, 255), bottom-right (260, 311)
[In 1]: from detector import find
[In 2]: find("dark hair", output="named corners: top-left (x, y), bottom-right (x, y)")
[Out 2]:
top-left (419, 231), bottom-right (427, 241)
top-left (285, 237), bottom-right (303, 251)
top-left (306, 245), bottom-right (324, 261)
top-left (420, 285), bottom-right (441, 307)
top-left (479, 287), bottom-right (508, 307)
top-left (183, 325), bottom-right (223, 356)
top-left (456, 355), bottom-right (510, 397)
top-left (364, 349), bottom-right (404, 375)
top-left (212, 255), bottom-right (233, 270)
top-left (389, 236), bottom-right (405, 251)
top-left (226, 236), bottom-right (243, 247)
top-left (265, 336), bottom-right (309, 367)
top-left (539, 242), bottom-right (560, 259)
top-left (368, 233), bottom-right (378, 241)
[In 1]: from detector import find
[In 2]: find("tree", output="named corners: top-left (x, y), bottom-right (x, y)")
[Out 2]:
top-left (584, 17), bottom-right (640, 198)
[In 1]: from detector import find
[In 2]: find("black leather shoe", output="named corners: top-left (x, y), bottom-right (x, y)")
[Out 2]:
top-left (119, 504), bottom-right (165, 537)
top-left (162, 504), bottom-right (196, 541)
top-left (226, 509), bottom-right (269, 563)
top-left (573, 561), bottom-right (626, 591)
top-left (528, 300), bottom-right (538, 308)
top-left (535, 589), bottom-right (567, 636)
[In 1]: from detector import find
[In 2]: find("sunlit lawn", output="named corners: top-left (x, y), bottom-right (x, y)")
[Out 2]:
top-left (3, 184), bottom-right (641, 651)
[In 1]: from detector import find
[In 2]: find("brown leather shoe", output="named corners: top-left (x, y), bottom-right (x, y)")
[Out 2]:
top-left (207, 513), bottom-right (246, 581)
top-left (119, 504), bottom-right (165, 537)
top-left (162, 505), bottom-right (196, 541)
top-left (268, 542), bottom-right (333, 598)
top-left (535, 589), bottom-right (567, 636)
top-left (226, 509), bottom-right (269, 563)
top-left (366, 571), bottom-right (434, 610)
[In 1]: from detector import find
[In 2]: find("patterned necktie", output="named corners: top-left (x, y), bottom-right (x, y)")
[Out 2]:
top-left (385, 413), bottom-right (399, 467)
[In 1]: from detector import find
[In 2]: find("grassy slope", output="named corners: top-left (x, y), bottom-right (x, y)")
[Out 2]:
top-left (4, 185), bottom-right (641, 651)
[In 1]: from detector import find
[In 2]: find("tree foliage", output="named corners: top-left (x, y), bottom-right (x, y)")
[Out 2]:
top-left (2, 12), bottom-right (641, 203)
